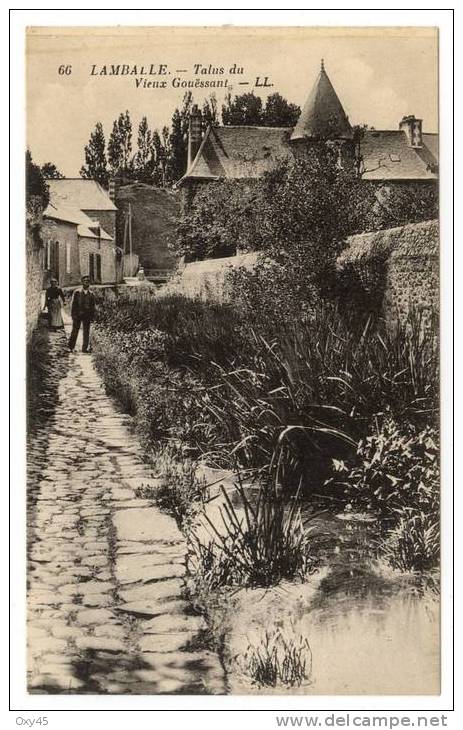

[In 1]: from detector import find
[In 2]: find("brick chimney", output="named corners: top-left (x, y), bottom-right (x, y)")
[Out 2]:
top-left (399, 115), bottom-right (423, 148)
top-left (187, 104), bottom-right (202, 169)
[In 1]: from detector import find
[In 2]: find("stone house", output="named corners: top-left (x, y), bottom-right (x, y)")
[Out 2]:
top-left (178, 61), bottom-right (438, 216)
top-left (43, 179), bottom-right (119, 287)
top-left (47, 179), bottom-right (117, 238)
top-left (41, 211), bottom-right (80, 288)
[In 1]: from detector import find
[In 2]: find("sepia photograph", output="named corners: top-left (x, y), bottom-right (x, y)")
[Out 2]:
top-left (23, 22), bottom-right (442, 698)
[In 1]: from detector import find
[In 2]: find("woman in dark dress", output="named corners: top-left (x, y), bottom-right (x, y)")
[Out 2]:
top-left (45, 278), bottom-right (65, 330)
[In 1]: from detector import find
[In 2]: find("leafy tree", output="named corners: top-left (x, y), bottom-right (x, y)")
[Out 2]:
top-left (262, 93), bottom-right (300, 127)
top-left (367, 183), bottom-right (438, 230)
top-left (149, 129), bottom-right (164, 186)
top-left (175, 180), bottom-right (258, 261)
top-left (150, 128), bottom-right (174, 187)
top-left (167, 92), bottom-right (193, 182)
top-left (222, 91), bottom-right (301, 128)
top-left (176, 140), bottom-right (438, 323)
top-left (132, 116), bottom-right (155, 183)
top-left (108, 110), bottom-right (133, 176)
top-left (222, 92), bottom-right (263, 126)
top-left (167, 109), bottom-right (184, 182)
top-left (202, 93), bottom-right (219, 128)
top-left (41, 162), bottom-right (64, 179)
top-left (237, 148), bottom-right (366, 318)
top-left (80, 122), bottom-right (109, 187)
top-left (176, 145), bottom-right (368, 319)
top-left (136, 116), bottom-right (152, 164)
top-left (26, 150), bottom-right (49, 208)
top-left (158, 125), bottom-right (171, 186)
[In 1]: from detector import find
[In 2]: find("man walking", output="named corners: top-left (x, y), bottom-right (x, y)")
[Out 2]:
top-left (68, 275), bottom-right (96, 353)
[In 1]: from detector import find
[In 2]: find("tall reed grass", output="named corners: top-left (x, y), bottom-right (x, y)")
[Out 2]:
top-left (188, 479), bottom-right (316, 588)
top-left (94, 292), bottom-right (438, 518)
top-left (200, 306), bottom-right (438, 493)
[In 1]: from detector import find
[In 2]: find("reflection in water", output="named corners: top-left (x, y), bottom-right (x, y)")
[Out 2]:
top-left (197, 474), bottom-right (439, 695)
top-left (227, 566), bottom-right (439, 695)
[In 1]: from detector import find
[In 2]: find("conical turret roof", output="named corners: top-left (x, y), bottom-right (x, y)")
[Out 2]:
top-left (291, 60), bottom-right (353, 141)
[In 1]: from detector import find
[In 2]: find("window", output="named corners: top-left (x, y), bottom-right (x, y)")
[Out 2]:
top-left (89, 253), bottom-right (95, 282)
top-left (89, 253), bottom-right (102, 283)
top-left (52, 242), bottom-right (60, 281)
top-left (46, 239), bottom-right (51, 270)
top-left (65, 242), bottom-right (71, 274)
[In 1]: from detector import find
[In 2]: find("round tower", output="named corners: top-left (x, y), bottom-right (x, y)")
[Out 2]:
top-left (290, 60), bottom-right (356, 168)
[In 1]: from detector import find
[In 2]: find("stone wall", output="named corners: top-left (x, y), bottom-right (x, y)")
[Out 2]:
top-left (338, 219), bottom-right (439, 323)
top-left (26, 209), bottom-right (45, 341)
top-left (42, 218), bottom-right (81, 288)
top-left (115, 185), bottom-right (179, 271)
top-left (82, 209), bottom-right (117, 239)
top-left (160, 252), bottom-right (259, 303)
top-left (78, 236), bottom-right (117, 284)
top-left (159, 220), bottom-right (438, 327)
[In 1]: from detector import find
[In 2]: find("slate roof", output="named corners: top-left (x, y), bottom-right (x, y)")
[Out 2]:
top-left (44, 203), bottom-right (113, 240)
top-left (291, 62), bottom-right (353, 141)
top-left (179, 61), bottom-right (438, 185)
top-left (47, 179), bottom-right (117, 211)
top-left (180, 125), bottom-right (438, 185)
top-left (360, 130), bottom-right (438, 180)
top-left (179, 125), bottom-right (292, 183)
top-left (43, 204), bottom-right (81, 226)
top-left (423, 133), bottom-right (438, 162)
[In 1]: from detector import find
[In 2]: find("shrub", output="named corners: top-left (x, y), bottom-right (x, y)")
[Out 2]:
top-left (380, 508), bottom-right (439, 573)
top-left (95, 291), bottom-right (248, 380)
top-left (329, 416), bottom-right (440, 572)
top-left (175, 179), bottom-right (261, 261)
top-left (240, 626), bottom-right (312, 688)
top-left (188, 480), bottom-right (316, 588)
top-left (333, 417), bottom-right (439, 519)
top-left (92, 321), bottom-right (217, 448)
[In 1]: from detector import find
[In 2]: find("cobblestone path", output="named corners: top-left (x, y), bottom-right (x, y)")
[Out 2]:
top-left (27, 327), bottom-right (224, 695)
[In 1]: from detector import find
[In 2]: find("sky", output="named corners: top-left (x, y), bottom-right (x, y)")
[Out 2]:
top-left (26, 26), bottom-right (438, 177)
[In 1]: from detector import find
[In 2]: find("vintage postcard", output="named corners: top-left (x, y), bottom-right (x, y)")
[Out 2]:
top-left (25, 25), bottom-right (440, 697)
